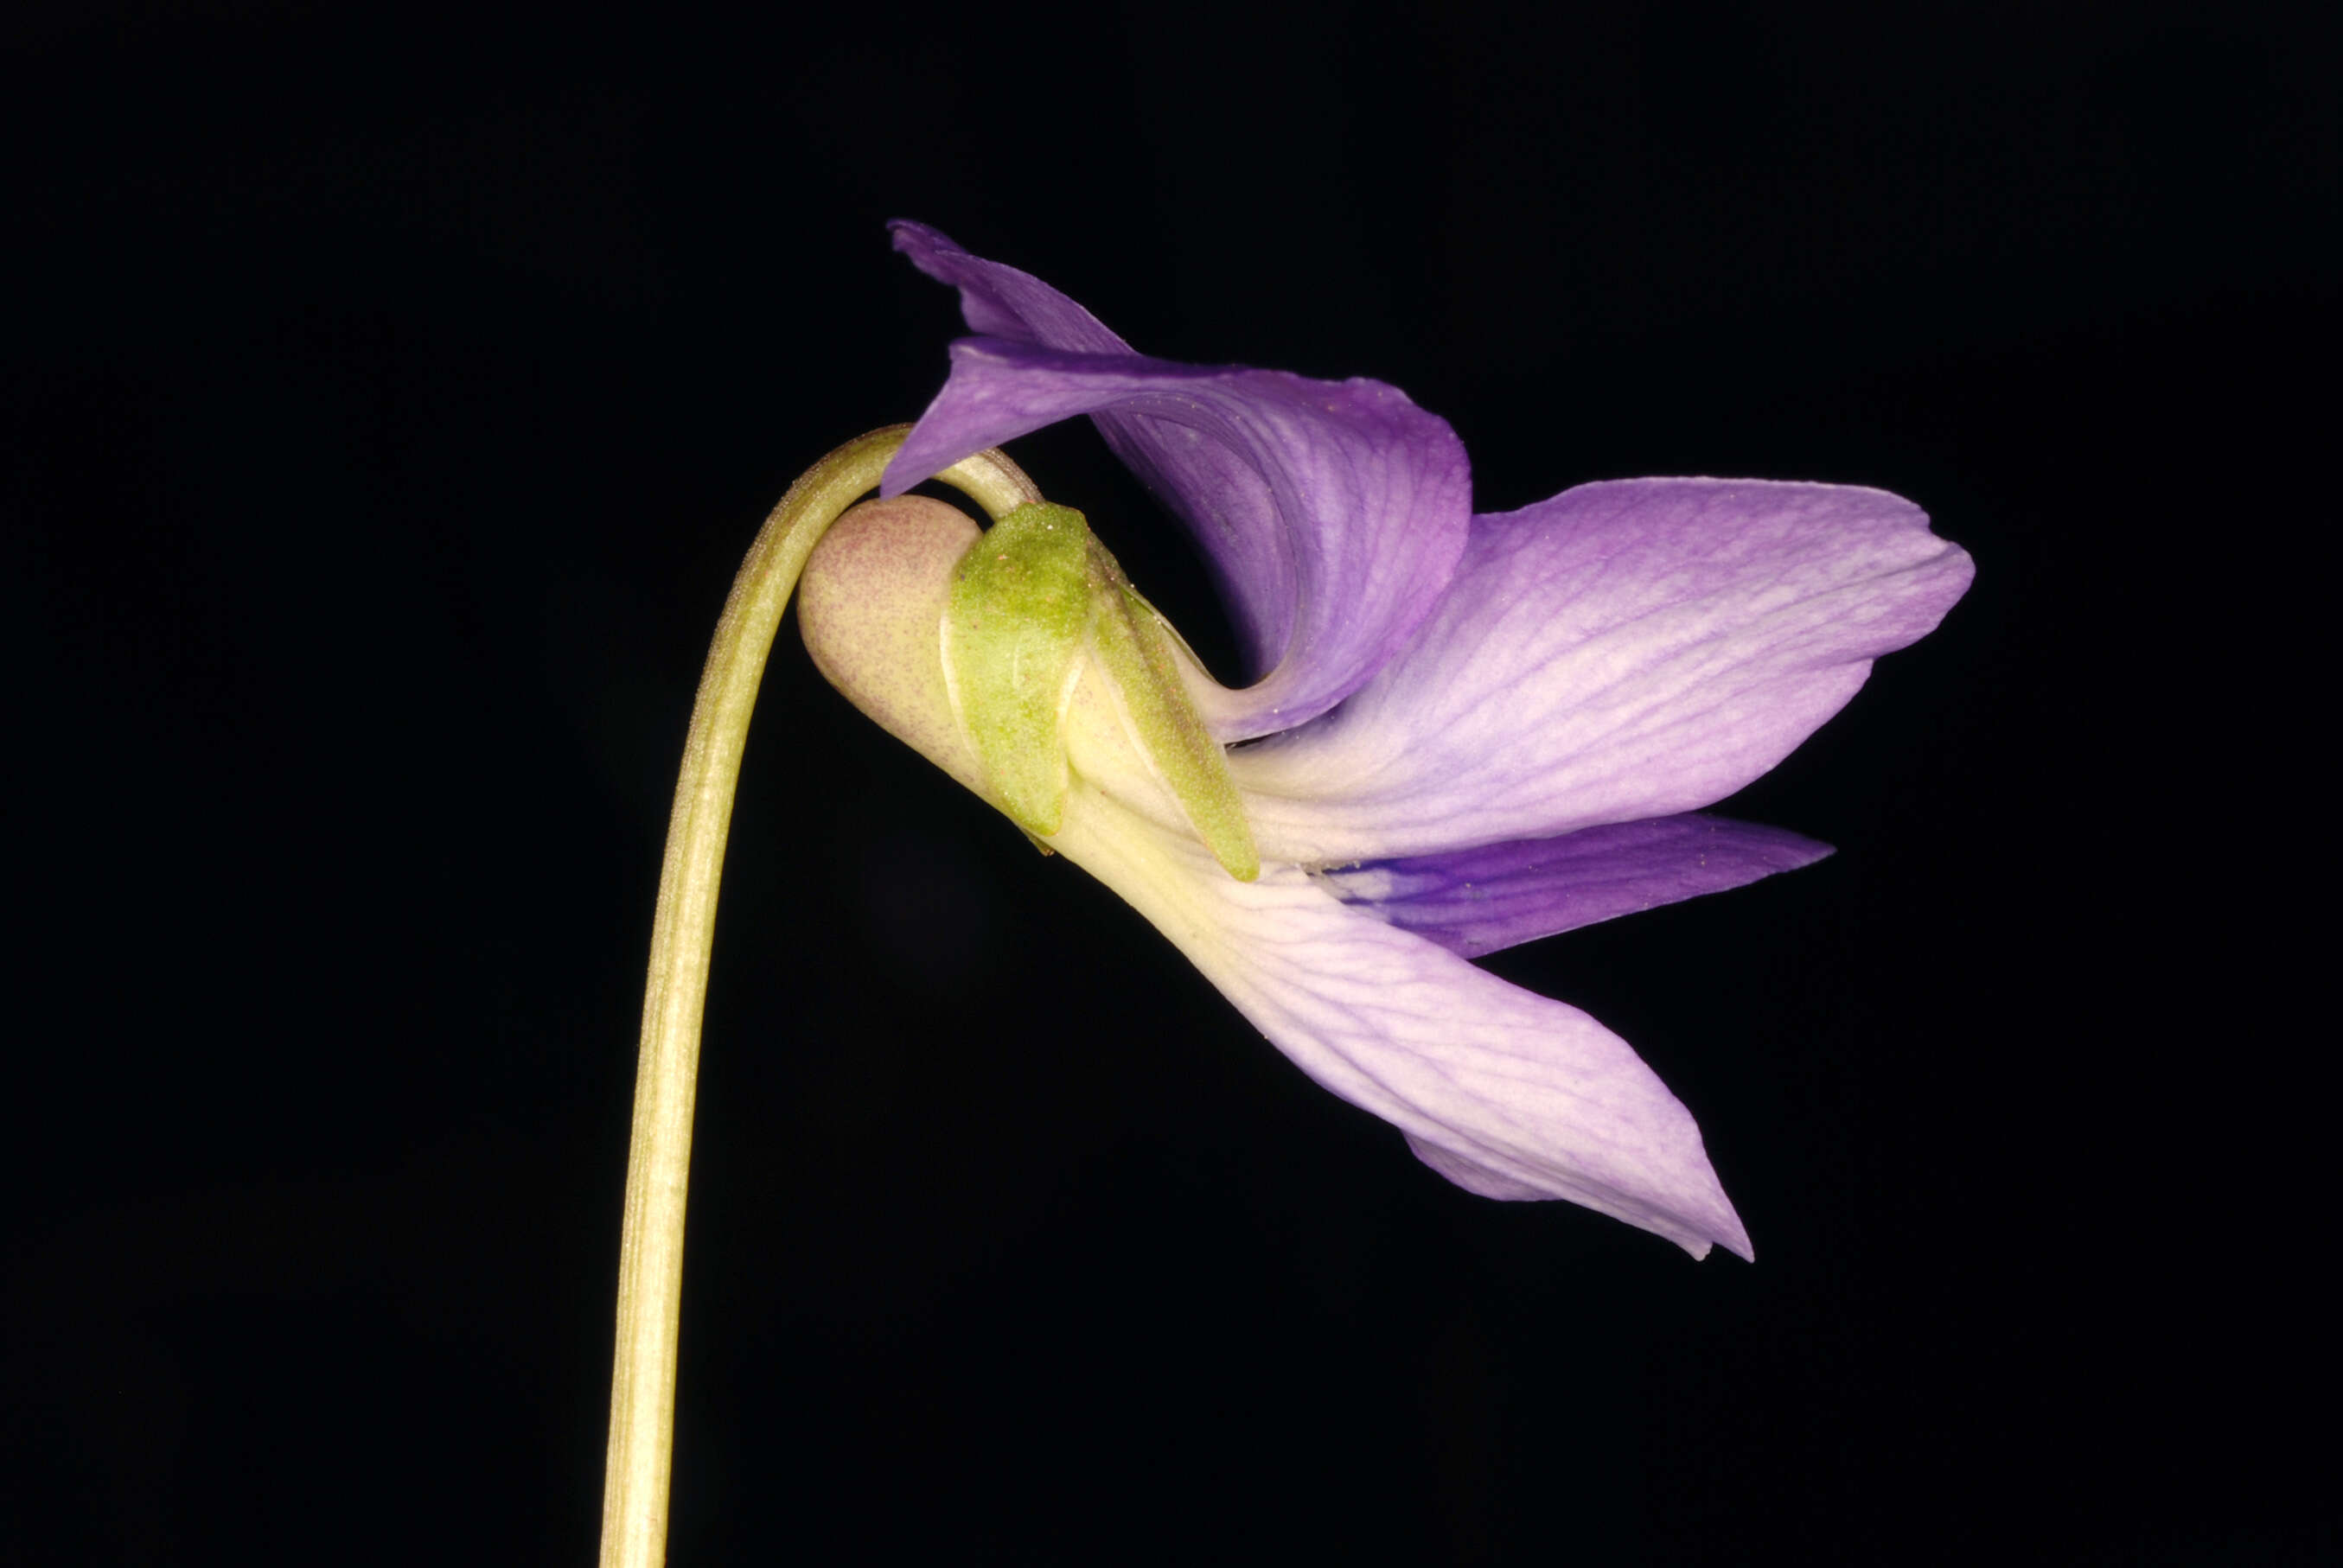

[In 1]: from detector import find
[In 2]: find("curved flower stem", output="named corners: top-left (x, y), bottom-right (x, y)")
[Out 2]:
top-left (599, 427), bottom-right (1038, 1568)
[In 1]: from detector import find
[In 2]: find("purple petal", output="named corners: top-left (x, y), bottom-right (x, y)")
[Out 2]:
top-left (1234, 479), bottom-right (1976, 863)
top-left (889, 219), bottom-right (1136, 355)
top-left (883, 223), bottom-right (1472, 741)
top-left (1318, 813), bottom-right (1834, 959)
top-left (1054, 790), bottom-right (1753, 1259)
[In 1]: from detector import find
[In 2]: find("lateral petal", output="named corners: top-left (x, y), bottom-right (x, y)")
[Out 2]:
top-left (884, 223), bottom-right (1471, 741)
top-left (1317, 813), bottom-right (1833, 959)
top-left (1050, 787), bottom-right (1754, 1260)
top-left (1233, 478), bottom-right (1974, 862)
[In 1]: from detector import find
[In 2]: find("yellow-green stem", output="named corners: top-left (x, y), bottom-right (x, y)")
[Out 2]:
top-left (599, 427), bottom-right (1038, 1568)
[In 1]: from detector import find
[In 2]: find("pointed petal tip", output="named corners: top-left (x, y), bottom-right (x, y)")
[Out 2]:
top-left (1671, 1205), bottom-right (1756, 1263)
top-left (1406, 1130), bottom-right (1752, 1261)
top-left (1671, 1176), bottom-right (1756, 1263)
top-left (888, 217), bottom-right (955, 260)
top-left (1686, 1196), bottom-right (1755, 1263)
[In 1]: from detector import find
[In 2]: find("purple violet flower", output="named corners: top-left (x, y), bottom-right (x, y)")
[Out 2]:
top-left (801, 222), bottom-right (1973, 1259)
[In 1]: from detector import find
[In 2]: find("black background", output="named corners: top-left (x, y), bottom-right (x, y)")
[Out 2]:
top-left (5, 3), bottom-right (2332, 1564)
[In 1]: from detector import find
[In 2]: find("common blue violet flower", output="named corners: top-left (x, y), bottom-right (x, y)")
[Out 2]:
top-left (797, 222), bottom-right (1974, 1259)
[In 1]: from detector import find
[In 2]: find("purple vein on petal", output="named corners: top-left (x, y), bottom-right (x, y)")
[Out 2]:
top-left (1235, 477), bottom-right (1976, 863)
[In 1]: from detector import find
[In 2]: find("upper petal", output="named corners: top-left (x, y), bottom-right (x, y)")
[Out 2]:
top-left (890, 219), bottom-right (1135, 355)
top-left (883, 224), bottom-right (1472, 742)
top-left (1318, 812), bottom-right (1834, 959)
top-left (1049, 786), bottom-right (1754, 1260)
top-left (1232, 478), bottom-right (1976, 863)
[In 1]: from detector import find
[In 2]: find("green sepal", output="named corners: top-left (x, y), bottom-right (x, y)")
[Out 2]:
top-left (942, 502), bottom-right (1095, 836)
top-left (1085, 544), bottom-right (1262, 883)
top-left (944, 500), bottom-right (1260, 882)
